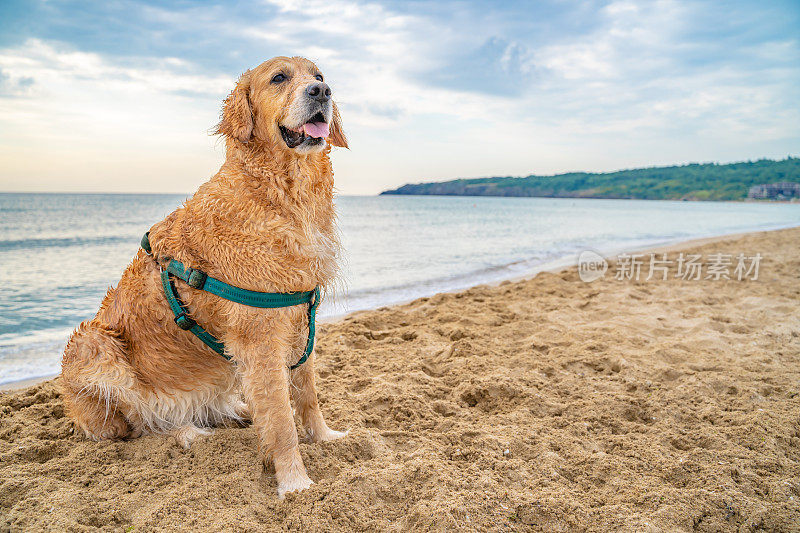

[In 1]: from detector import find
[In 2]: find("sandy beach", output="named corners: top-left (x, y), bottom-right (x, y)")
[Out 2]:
top-left (1, 227), bottom-right (799, 531)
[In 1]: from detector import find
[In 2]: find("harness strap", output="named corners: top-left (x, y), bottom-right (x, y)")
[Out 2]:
top-left (145, 232), bottom-right (320, 370)
top-left (160, 268), bottom-right (228, 359)
top-left (165, 259), bottom-right (316, 308)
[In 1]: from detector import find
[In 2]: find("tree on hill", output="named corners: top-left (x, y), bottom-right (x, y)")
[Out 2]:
top-left (381, 158), bottom-right (800, 201)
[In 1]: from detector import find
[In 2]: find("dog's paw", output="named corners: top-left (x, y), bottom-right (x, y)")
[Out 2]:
top-left (172, 425), bottom-right (213, 449)
top-left (83, 417), bottom-right (131, 441)
top-left (277, 474), bottom-right (314, 499)
top-left (233, 400), bottom-right (251, 422)
top-left (310, 427), bottom-right (349, 443)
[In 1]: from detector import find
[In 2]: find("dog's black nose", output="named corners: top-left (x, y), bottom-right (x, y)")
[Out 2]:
top-left (306, 82), bottom-right (331, 103)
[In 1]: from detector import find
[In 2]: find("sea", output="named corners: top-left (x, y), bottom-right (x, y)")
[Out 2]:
top-left (1, 192), bottom-right (799, 385)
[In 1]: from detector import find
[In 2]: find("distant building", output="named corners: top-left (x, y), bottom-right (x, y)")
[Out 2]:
top-left (748, 182), bottom-right (800, 200)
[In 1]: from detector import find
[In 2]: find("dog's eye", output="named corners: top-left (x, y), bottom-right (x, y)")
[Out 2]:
top-left (315, 74), bottom-right (324, 82)
top-left (271, 73), bottom-right (287, 84)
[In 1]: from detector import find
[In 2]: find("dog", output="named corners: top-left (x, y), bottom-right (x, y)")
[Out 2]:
top-left (60, 56), bottom-right (348, 498)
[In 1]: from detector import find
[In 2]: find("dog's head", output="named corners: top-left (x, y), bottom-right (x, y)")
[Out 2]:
top-left (216, 56), bottom-right (347, 154)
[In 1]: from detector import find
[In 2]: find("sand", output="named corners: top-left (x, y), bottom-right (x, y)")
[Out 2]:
top-left (2, 227), bottom-right (799, 532)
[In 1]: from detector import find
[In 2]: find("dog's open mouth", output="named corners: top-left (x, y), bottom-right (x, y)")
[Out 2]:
top-left (279, 112), bottom-right (329, 148)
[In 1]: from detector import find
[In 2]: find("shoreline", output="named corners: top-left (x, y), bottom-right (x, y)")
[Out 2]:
top-left (4, 224), bottom-right (795, 393)
top-left (0, 374), bottom-right (58, 392)
top-left (323, 222), bottom-right (799, 323)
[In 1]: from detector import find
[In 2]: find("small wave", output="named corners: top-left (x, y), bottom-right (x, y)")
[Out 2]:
top-left (0, 329), bottom-right (69, 385)
top-left (320, 250), bottom-right (573, 319)
top-left (0, 235), bottom-right (132, 252)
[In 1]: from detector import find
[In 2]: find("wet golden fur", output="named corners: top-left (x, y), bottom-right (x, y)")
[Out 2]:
top-left (60, 57), bottom-right (348, 498)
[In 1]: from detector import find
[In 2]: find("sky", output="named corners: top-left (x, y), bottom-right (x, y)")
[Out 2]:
top-left (0, 0), bottom-right (798, 195)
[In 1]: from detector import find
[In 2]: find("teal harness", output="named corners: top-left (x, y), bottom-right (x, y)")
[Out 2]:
top-left (141, 232), bottom-right (320, 370)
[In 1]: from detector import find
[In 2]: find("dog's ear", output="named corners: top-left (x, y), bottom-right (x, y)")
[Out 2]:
top-left (216, 70), bottom-right (253, 143)
top-left (328, 101), bottom-right (348, 149)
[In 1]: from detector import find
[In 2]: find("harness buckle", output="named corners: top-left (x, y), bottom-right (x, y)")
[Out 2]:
top-left (141, 232), bottom-right (152, 255)
top-left (174, 313), bottom-right (196, 330)
top-left (186, 268), bottom-right (207, 290)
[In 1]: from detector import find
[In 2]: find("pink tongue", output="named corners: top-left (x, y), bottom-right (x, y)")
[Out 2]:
top-left (302, 122), bottom-right (329, 138)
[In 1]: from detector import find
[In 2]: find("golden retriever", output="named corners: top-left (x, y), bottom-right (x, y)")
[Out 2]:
top-left (60, 56), bottom-right (348, 498)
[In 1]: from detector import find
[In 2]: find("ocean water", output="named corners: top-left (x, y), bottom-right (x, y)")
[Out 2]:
top-left (1, 192), bottom-right (799, 384)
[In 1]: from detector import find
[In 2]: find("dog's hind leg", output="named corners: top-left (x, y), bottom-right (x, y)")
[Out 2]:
top-left (62, 382), bottom-right (132, 440)
top-left (61, 320), bottom-right (141, 441)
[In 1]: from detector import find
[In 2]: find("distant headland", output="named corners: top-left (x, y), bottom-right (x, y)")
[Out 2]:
top-left (380, 157), bottom-right (800, 201)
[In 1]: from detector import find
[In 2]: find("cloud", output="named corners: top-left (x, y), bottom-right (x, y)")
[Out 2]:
top-left (0, 67), bottom-right (34, 97)
top-left (0, 39), bottom-right (231, 97)
top-left (419, 37), bottom-right (540, 97)
top-left (527, 0), bottom-right (800, 139)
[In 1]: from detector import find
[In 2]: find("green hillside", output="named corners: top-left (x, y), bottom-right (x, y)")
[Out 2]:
top-left (381, 158), bottom-right (800, 201)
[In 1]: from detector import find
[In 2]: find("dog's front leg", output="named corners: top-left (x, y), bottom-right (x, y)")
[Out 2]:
top-left (228, 313), bottom-right (313, 498)
top-left (291, 353), bottom-right (348, 443)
